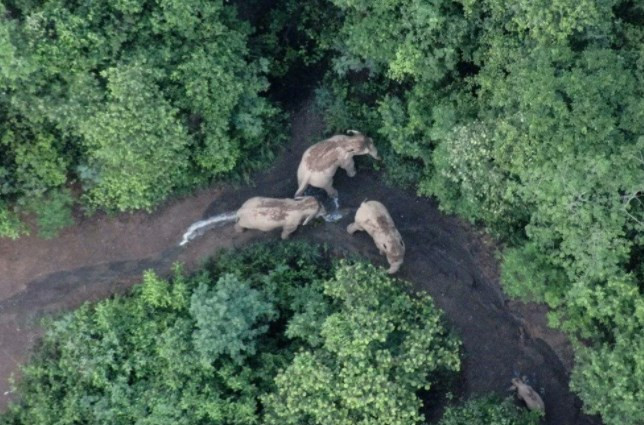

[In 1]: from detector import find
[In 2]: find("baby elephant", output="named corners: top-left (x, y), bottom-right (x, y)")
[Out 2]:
top-left (235, 196), bottom-right (325, 239)
top-left (295, 130), bottom-right (379, 198)
top-left (510, 377), bottom-right (545, 413)
top-left (347, 200), bottom-right (405, 274)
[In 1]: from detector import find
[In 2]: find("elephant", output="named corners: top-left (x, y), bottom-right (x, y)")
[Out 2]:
top-left (294, 130), bottom-right (379, 198)
top-left (347, 200), bottom-right (405, 274)
top-left (234, 196), bottom-right (326, 239)
top-left (510, 377), bottom-right (545, 413)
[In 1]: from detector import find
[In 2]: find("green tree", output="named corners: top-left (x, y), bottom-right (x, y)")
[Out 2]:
top-left (1, 243), bottom-right (462, 425)
top-left (0, 0), bottom-right (282, 235)
top-left (263, 262), bottom-right (461, 425)
top-left (438, 396), bottom-right (541, 425)
top-left (190, 273), bottom-right (277, 364)
top-left (77, 64), bottom-right (190, 211)
top-left (318, 1), bottom-right (643, 423)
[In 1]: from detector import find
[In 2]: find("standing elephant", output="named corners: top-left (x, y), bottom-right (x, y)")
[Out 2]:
top-left (510, 377), bottom-right (545, 413)
top-left (234, 196), bottom-right (325, 239)
top-left (295, 130), bottom-right (379, 198)
top-left (347, 200), bottom-right (405, 274)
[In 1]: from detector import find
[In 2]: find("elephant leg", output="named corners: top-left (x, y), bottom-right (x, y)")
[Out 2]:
top-left (234, 223), bottom-right (245, 233)
top-left (342, 158), bottom-right (356, 177)
top-left (322, 183), bottom-right (338, 198)
top-left (347, 222), bottom-right (363, 234)
top-left (281, 224), bottom-right (298, 239)
top-left (302, 213), bottom-right (315, 226)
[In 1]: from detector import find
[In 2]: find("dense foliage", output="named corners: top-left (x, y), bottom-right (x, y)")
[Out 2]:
top-left (1, 0), bottom-right (641, 422)
top-left (263, 262), bottom-right (460, 425)
top-left (438, 396), bottom-right (541, 425)
top-left (314, 1), bottom-right (643, 423)
top-left (0, 0), bottom-right (282, 236)
top-left (1, 242), bottom-right (461, 424)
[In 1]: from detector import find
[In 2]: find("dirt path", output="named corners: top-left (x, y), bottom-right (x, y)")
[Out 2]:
top-left (0, 101), bottom-right (599, 424)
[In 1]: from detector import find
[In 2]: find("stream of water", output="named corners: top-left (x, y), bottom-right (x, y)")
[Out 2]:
top-left (179, 211), bottom-right (238, 246)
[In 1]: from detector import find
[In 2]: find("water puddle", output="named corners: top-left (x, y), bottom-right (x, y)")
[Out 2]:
top-left (321, 195), bottom-right (344, 222)
top-left (322, 210), bottom-right (343, 222)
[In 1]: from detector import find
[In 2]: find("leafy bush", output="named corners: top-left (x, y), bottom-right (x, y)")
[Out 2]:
top-left (1, 242), bottom-right (461, 425)
top-left (20, 188), bottom-right (74, 239)
top-left (0, 0), bottom-right (283, 226)
top-left (1, 130), bottom-right (67, 197)
top-left (570, 324), bottom-right (644, 425)
top-left (190, 273), bottom-right (277, 364)
top-left (263, 262), bottom-right (461, 425)
top-left (0, 200), bottom-right (25, 239)
top-left (438, 396), bottom-right (541, 425)
top-left (422, 121), bottom-right (527, 239)
top-left (76, 64), bottom-right (191, 211)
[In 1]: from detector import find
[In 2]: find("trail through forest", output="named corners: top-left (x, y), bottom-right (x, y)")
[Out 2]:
top-left (0, 101), bottom-right (600, 424)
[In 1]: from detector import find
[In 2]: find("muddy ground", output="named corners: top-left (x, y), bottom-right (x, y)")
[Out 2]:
top-left (0, 101), bottom-right (600, 424)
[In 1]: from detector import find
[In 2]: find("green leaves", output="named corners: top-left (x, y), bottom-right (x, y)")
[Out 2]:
top-left (190, 274), bottom-right (277, 364)
top-left (569, 275), bottom-right (644, 424)
top-left (0, 0), bottom-right (283, 226)
top-left (77, 64), bottom-right (190, 212)
top-left (422, 120), bottom-right (527, 238)
top-left (0, 200), bottom-right (25, 239)
top-left (438, 396), bottom-right (542, 425)
top-left (318, 2), bottom-right (643, 424)
top-left (2, 242), bottom-right (462, 425)
top-left (20, 188), bottom-right (74, 239)
top-left (264, 262), bottom-right (461, 425)
top-left (481, 0), bottom-right (617, 44)
top-left (331, 0), bottom-right (470, 84)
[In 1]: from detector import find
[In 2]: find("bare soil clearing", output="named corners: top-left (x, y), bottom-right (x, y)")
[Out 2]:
top-left (0, 101), bottom-right (599, 424)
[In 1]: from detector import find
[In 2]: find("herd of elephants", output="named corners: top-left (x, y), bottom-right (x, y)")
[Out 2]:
top-left (231, 130), bottom-right (406, 274)
top-left (181, 129), bottom-right (547, 414)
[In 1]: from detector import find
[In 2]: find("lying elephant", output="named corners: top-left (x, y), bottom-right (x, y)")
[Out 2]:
top-left (347, 200), bottom-right (405, 274)
top-left (295, 130), bottom-right (379, 198)
top-left (510, 377), bottom-right (545, 413)
top-left (234, 196), bottom-right (325, 239)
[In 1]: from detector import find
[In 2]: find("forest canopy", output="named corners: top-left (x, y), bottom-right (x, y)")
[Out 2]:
top-left (0, 0), bottom-right (642, 423)
top-left (314, 1), bottom-right (643, 423)
top-left (0, 0), bottom-right (281, 237)
top-left (1, 242), bottom-right (471, 425)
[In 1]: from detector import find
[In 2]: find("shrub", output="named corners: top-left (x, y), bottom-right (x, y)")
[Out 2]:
top-left (438, 396), bottom-right (541, 425)
top-left (1, 243), bottom-right (462, 425)
top-left (0, 200), bottom-right (25, 239)
top-left (20, 188), bottom-right (74, 239)
top-left (0, 0), bottom-right (283, 220)
top-left (263, 262), bottom-right (461, 425)
top-left (190, 273), bottom-right (277, 364)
